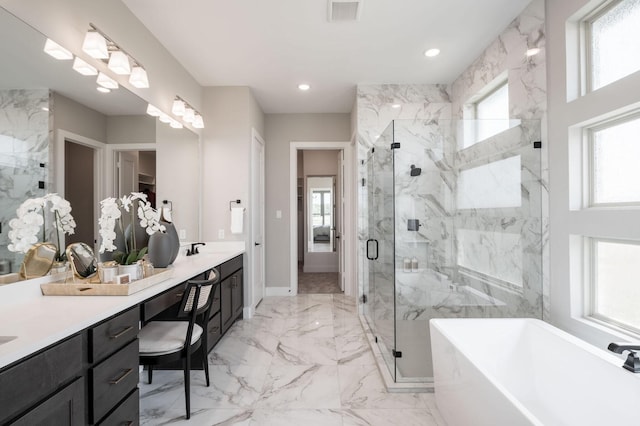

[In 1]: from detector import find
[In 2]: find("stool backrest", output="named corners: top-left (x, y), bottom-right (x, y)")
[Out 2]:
top-left (177, 269), bottom-right (219, 319)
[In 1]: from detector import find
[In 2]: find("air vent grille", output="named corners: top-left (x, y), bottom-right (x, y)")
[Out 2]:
top-left (328, 0), bottom-right (362, 22)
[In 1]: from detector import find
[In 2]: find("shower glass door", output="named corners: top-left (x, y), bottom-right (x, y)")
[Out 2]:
top-left (364, 122), bottom-right (397, 380)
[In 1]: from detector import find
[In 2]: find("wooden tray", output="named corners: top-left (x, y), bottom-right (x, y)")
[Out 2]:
top-left (40, 268), bottom-right (174, 296)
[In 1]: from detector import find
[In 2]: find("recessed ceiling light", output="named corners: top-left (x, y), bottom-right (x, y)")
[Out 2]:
top-left (424, 48), bottom-right (440, 57)
top-left (298, 83), bottom-right (311, 91)
top-left (392, 104), bottom-right (401, 109)
top-left (96, 87), bottom-right (110, 93)
top-left (526, 47), bottom-right (541, 57)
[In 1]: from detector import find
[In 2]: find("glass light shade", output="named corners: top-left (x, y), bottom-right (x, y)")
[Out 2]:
top-left (169, 119), bottom-right (183, 129)
top-left (172, 99), bottom-right (185, 116)
top-left (72, 57), bottom-right (97, 75)
top-left (129, 66), bottom-right (149, 88)
top-left (43, 39), bottom-right (73, 60)
top-left (192, 114), bottom-right (204, 129)
top-left (82, 31), bottom-right (109, 59)
top-left (158, 113), bottom-right (171, 123)
top-left (96, 72), bottom-right (118, 89)
top-left (96, 87), bottom-right (110, 93)
top-left (183, 107), bottom-right (195, 123)
top-left (146, 104), bottom-right (162, 117)
top-left (108, 51), bottom-right (131, 75)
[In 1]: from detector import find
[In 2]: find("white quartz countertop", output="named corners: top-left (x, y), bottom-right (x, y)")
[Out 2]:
top-left (0, 243), bottom-right (244, 370)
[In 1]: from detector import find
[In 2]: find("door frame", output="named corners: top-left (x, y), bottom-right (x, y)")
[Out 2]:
top-left (55, 130), bottom-right (105, 253)
top-left (247, 128), bottom-right (266, 318)
top-left (105, 143), bottom-right (157, 197)
top-left (289, 141), bottom-right (356, 296)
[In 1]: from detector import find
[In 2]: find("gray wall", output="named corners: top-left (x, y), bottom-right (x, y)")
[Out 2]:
top-left (53, 92), bottom-right (107, 143)
top-left (107, 115), bottom-right (155, 144)
top-left (264, 113), bottom-right (351, 288)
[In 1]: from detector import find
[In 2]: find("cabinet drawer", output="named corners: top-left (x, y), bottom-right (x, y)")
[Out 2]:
top-left (220, 255), bottom-right (242, 280)
top-left (97, 388), bottom-right (139, 426)
top-left (11, 377), bottom-right (84, 426)
top-left (0, 334), bottom-right (82, 425)
top-left (207, 311), bottom-right (222, 350)
top-left (141, 282), bottom-right (186, 322)
top-left (91, 339), bottom-right (139, 423)
top-left (90, 307), bottom-right (139, 363)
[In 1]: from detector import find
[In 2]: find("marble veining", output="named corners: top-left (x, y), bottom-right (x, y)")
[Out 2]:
top-left (139, 294), bottom-right (444, 425)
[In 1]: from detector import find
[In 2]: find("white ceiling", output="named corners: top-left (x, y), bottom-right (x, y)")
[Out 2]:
top-left (123, 0), bottom-right (533, 114)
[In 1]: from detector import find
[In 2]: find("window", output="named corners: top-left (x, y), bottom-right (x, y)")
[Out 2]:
top-left (588, 0), bottom-right (640, 91)
top-left (590, 239), bottom-right (640, 333)
top-left (590, 114), bottom-right (640, 205)
top-left (475, 82), bottom-right (509, 142)
top-left (311, 190), bottom-right (331, 226)
top-left (462, 80), bottom-right (510, 148)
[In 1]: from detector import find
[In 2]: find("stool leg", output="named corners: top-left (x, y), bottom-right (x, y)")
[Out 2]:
top-left (202, 343), bottom-right (210, 387)
top-left (148, 365), bottom-right (153, 384)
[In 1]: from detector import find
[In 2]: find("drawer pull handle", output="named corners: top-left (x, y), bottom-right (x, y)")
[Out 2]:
top-left (109, 368), bottom-right (133, 385)
top-left (110, 326), bottom-right (133, 340)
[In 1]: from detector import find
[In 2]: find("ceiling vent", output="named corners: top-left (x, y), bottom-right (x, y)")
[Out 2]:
top-left (328, 0), bottom-right (362, 22)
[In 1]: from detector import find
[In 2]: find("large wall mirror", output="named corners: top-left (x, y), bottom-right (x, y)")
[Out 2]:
top-left (0, 7), bottom-right (200, 279)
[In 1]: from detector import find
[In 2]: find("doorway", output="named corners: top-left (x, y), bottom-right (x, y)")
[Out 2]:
top-left (289, 141), bottom-right (355, 296)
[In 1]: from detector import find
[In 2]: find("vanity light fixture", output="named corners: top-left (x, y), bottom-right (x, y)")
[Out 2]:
top-left (298, 83), bottom-right (311, 91)
top-left (171, 98), bottom-right (186, 116)
top-left (107, 50), bottom-right (131, 75)
top-left (146, 104), bottom-right (162, 117)
top-left (392, 103), bottom-right (401, 109)
top-left (72, 57), bottom-right (98, 76)
top-left (183, 107), bottom-right (195, 123)
top-left (96, 72), bottom-right (118, 89)
top-left (192, 114), bottom-right (204, 129)
top-left (43, 39), bottom-right (73, 60)
top-left (424, 48), bottom-right (440, 57)
top-left (526, 47), bottom-right (541, 57)
top-left (158, 113), bottom-right (172, 124)
top-left (82, 29), bottom-right (109, 59)
top-left (96, 87), bottom-right (111, 93)
top-left (129, 66), bottom-right (149, 88)
top-left (169, 119), bottom-right (183, 129)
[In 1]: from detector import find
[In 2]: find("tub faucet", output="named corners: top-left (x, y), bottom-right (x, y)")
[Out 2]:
top-left (607, 343), bottom-right (640, 372)
top-left (186, 242), bottom-right (206, 256)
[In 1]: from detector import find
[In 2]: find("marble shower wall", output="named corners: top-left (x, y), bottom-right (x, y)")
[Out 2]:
top-left (0, 89), bottom-right (51, 272)
top-left (449, 0), bottom-right (548, 319)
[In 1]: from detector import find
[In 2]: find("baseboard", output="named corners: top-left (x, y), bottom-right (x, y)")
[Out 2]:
top-left (243, 306), bottom-right (254, 319)
top-left (265, 286), bottom-right (293, 296)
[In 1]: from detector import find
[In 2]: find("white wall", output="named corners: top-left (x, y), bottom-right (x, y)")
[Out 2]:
top-left (155, 123), bottom-right (199, 243)
top-left (546, 0), bottom-right (640, 347)
top-left (264, 113), bottom-right (351, 288)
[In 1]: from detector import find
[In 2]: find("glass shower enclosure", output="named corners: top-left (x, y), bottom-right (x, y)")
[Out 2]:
top-left (362, 119), bottom-right (543, 383)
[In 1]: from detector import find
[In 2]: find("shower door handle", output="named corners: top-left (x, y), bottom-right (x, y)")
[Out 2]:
top-left (366, 239), bottom-right (379, 260)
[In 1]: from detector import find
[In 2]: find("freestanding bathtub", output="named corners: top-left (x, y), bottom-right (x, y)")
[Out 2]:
top-left (430, 318), bottom-right (640, 426)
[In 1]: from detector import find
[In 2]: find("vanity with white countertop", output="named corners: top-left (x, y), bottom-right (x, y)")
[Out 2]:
top-left (0, 242), bottom-right (245, 425)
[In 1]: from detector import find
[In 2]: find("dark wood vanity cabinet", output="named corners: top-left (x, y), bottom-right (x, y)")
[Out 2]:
top-left (220, 255), bottom-right (244, 334)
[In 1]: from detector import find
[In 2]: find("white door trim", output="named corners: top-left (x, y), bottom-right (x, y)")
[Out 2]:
top-left (289, 141), bottom-right (356, 297)
top-left (105, 143), bottom-right (157, 197)
top-left (247, 128), bottom-right (266, 318)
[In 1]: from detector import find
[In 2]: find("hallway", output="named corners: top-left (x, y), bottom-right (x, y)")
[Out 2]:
top-left (298, 263), bottom-right (342, 294)
top-left (139, 294), bottom-right (444, 425)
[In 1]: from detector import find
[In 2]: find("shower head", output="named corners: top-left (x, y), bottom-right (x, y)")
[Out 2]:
top-left (410, 164), bottom-right (422, 176)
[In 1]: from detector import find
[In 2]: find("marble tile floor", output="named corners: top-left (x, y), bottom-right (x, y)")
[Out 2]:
top-left (139, 294), bottom-right (446, 425)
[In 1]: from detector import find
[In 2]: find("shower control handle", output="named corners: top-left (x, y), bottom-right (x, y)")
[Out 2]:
top-left (366, 239), bottom-right (379, 260)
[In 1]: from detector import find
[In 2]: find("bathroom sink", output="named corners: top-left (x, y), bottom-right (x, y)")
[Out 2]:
top-left (0, 273), bottom-right (19, 285)
top-left (0, 336), bottom-right (17, 346)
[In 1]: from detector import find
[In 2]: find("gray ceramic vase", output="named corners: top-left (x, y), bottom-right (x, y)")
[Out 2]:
top-left (148, 221), bottom-right (179, 268)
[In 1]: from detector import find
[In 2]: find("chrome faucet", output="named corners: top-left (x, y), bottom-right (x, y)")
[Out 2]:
top-left (186, 242), bottom-right (206, 256)
top-left (607, 343), bottom-right (640, 372)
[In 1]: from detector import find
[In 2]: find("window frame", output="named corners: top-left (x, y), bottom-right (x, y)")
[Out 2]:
top-left (587, 237), bottom-right (640, 335)
top-left (583, 0), bottom-right (638, 93)
top-left (587, 111), bottom-right (640, 207)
